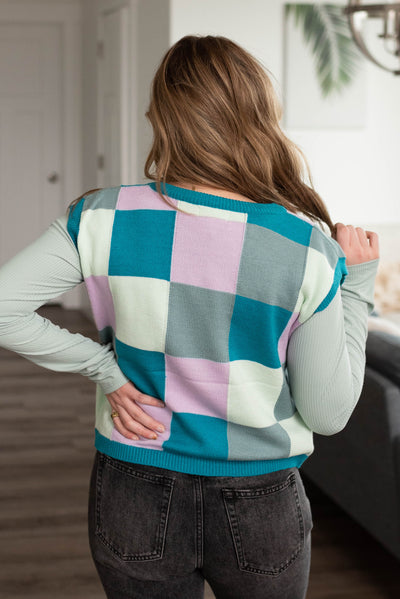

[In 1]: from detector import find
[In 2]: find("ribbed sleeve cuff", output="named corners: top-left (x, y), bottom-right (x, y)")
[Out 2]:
top-left (96, 367), bottom-right (130, 395)
top-left (342, 258), bottom-right (379, 315)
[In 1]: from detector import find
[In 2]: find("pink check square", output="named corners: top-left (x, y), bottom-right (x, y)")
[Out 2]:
top-left (170, 213), bottom-right (245, 293)
top-left (165, 355), bottom-right (229, 419)
top-left (117, 185), bottom-right (177, 211)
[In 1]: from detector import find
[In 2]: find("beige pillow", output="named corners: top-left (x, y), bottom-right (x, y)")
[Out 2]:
top-left (373, 261), bottom-right (400, 315)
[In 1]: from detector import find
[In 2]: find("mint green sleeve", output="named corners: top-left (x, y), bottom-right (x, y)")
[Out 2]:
top-left (0, 215), bottom-right (129, 394)
top-left (286, 258), bottom-right (379, 435)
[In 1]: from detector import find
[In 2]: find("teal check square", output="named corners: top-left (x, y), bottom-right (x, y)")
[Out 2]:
top-left (109, 209), bottom-right (176, 279)
top-left (229, 295), bottom-right (291, 368)
top-left (115, 338), bottom-right (166, 400)
top-left (163, 413), bottom-right (228, 459)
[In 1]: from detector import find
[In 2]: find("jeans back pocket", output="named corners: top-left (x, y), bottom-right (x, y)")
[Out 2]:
top-left (95, 454), bottom-right (175, 562)
top-left (222, 471), bottom-right (305, 576)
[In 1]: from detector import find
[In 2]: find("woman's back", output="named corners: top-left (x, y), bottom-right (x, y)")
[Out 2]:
top-left (68, 182), bottom-right (348, 475)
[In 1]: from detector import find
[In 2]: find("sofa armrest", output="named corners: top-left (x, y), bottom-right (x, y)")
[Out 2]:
top-left (366, 330), bottom-right (400, 388)
top-left (349, 367), bottom-right (400, 460)
top-left (302, 367), bottom-right (400, 559)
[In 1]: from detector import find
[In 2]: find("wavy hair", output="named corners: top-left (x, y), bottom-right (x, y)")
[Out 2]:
top-left (145, 35), bottom-right (334, 232)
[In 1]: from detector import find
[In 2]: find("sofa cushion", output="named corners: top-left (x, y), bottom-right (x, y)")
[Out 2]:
top-left (368, 315), bottom-right (400, 336)
top-left (366, 330), bottom-right (400, 387)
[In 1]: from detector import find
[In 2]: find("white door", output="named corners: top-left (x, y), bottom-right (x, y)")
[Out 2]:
top-left (0, 23), bottom-right (63, 266)
top-left (97, 5), bottom-right (130, 187)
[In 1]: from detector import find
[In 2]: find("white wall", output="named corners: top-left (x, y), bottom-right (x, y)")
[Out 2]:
top-left (81, 0), bottom-right (169, 188)
top-left (170, 0), bottom-right (283, 82)
top-left (134, 0), bottom-right (170, 182)
top-left (170, 0), bottom-right (400, 226)
top-left (82, 0), bottom-right (99, 191)
top-left (81, 0), bottom-right (399, 225)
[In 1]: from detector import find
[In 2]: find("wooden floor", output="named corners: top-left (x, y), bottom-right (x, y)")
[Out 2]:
top-left (1, 306), bottom-right (400, 599)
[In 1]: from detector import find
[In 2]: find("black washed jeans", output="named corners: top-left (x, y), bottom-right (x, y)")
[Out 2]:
top-left (88, 450), bottom-right (313, 599)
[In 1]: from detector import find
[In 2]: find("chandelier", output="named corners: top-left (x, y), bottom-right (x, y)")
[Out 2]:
top-left (344, 1), bottom-right (400, 74)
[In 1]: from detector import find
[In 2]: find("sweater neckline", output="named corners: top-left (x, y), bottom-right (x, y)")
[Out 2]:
top-left (148, 182), bottom-right (284, 214)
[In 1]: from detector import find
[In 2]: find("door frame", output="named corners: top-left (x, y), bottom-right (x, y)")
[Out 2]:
top-left (97, 0), bottom-right (133, 186)
top-left (0, 1), bottom-right (82, 214)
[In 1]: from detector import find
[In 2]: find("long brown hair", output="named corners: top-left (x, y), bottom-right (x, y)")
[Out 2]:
top-left (145, 35), bottom-right (334, 232)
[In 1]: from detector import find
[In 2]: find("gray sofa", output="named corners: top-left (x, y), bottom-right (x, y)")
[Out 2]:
top-left (301, 330), bottom-right (400, 560)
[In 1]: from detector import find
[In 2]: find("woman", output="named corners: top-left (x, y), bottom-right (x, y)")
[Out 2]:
top-left (0, 35), bottom-right (379, 599)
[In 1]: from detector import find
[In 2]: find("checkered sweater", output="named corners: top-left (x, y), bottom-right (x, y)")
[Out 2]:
top-left (66, 183), bottom-right (348, 476)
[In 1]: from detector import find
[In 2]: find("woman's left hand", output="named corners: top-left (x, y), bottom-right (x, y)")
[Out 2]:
top-left (106, 381), bottom-right (166, 440)
top-left (332, 223), bottom-right (379, 266)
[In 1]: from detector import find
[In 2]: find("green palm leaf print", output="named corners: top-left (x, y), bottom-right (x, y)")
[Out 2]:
top-left (285, 3), bottom-right (363, 97)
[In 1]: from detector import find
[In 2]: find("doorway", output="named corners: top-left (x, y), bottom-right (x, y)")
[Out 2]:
top-left (0, 1), bottom-right (82, 307)
top-left (0, 22), bottom-right (63, 265)
top-left (97, 3), bottom-right (131, 187)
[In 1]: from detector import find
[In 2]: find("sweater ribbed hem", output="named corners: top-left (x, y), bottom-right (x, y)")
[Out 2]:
top-left (95, 430), bottom-right (309, 477)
